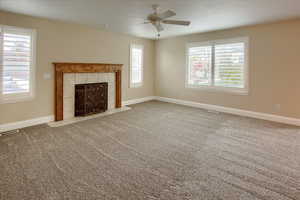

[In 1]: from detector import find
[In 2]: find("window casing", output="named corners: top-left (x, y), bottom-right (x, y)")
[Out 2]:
top-left (130, 44), bottom-right (143, 88)
top-left (0, 25), bottom-right (36, 104)
top-left (186, 37), bottom-right (249, 94)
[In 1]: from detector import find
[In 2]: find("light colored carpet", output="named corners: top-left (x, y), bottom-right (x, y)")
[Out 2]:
top-left (1, 101), bottom-right (300, 200)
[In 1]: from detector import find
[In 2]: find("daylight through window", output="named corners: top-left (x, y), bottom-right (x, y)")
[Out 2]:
top-left (186, 37), bottom-right (248, 94)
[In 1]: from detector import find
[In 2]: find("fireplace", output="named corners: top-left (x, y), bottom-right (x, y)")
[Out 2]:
top-left (75, 82), bottom-right (108, 117)
top-left (53, 63), bottom-right (122, 121)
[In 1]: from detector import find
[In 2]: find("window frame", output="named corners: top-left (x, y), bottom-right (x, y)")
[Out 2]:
top-left (0, 25), bottom-right (36, 104)
top-left (185, 37), bottom-right (249, 95)
top-left (129, 44), bottom-right (144, 88)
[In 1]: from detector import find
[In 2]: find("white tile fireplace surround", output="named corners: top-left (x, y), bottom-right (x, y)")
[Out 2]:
top-left (63, 73), bottom-right (116, 119)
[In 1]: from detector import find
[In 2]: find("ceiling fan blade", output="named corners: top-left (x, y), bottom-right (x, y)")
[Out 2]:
top-left (157, 10), bottom-right (176, 19)
top-left (154, 23), bottom-right (164, 32)
top-left (162, 20), bottom-right (191, 26)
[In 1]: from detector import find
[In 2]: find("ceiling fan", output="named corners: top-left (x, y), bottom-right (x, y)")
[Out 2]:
top-left (144, 5), bottom-right (191, 36)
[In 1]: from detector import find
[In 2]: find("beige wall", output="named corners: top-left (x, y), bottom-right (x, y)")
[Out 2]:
top-left (1, 10), bottom-right (300, 124)
top-left (155, 19), bottom-right (300, 119)
top-left (0, 11), bottom-right (155, 124)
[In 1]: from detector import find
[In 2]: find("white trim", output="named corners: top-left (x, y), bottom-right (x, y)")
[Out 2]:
top-left (156, 96), bottom-right (300, 126)
top-left (0, 97), bottom-right (155, 133)
top-left (0, 25), bottom-right (37, 104)
top-left (122, 96), bottom-right (156, 106)
top-left (123, 96), bottom-right (300, 126)
top-left (1, 96), bottom-right (299, 133)
top-left (130, 82), bottom-right (143, 88)
top-left (184, 85), bottom-right (249, 95)
top-left (129, 44), bottom-right (144, 88)
top-left (0, 115), bottom-right (54, 133)
top-left (185, 37), bottom-right (249, 95)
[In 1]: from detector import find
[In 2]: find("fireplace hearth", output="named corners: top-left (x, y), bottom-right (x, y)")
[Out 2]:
top-left (75, 82), bottom-right (108, 117)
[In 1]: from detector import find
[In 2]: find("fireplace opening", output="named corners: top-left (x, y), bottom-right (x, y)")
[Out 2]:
top-left (75, 82), bottom-right (108, 117)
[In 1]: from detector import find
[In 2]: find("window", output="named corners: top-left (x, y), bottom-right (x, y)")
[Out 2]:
top-left (0, 25), bottom-right (36, 103)
top-left (130, 44), bottom-right (143, 88)
top-left (186, 37), bottom-right (248, 94)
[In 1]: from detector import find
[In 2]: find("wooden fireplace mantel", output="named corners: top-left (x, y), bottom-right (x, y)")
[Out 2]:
top-left (53, 62), bottom-right (123, 121)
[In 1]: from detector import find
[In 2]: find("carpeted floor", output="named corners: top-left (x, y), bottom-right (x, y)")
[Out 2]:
top-left (1, 101), bottom-right (300, 200)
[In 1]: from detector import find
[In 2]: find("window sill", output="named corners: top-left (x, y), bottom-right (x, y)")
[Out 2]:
top-left (186, 85), bottom-right (249, 95)
top-left (130, 83), bottom-right (143, 88)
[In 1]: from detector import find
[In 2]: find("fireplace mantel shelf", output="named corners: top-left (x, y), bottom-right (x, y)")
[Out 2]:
top-left (53, 62), bottom-right (122, 72)
top-left (53, 62), bottom-right (123, 121)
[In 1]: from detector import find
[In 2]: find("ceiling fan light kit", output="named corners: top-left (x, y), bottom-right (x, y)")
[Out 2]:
top-left (145, 4), bottom-right (191, 37)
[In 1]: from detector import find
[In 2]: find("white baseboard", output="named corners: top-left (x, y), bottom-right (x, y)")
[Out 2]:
top-left (156, 96), bottom-right (300, 126)
top-left (0, 96), bottom-right (156, 133)
top-left (1, 95), bottom-right (299, 133)
top-left (0, 115), bottom-right (54, 133)
top-left (122, 96), bottom-right (156, 106)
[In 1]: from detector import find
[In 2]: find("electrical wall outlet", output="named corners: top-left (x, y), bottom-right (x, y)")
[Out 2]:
top-left (275, 104), bottom-right (281, 111)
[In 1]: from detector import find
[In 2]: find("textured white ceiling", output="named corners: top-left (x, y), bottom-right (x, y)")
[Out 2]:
top-left (1, 0), bottom-right (300, 39)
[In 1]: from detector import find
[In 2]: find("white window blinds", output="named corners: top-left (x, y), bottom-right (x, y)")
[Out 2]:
top-left (0, 26), bottom-right (36, 103)
top-left (130, 44), bottom-right (143, 88)
top-left (186, 37), bottom-right (248, 94)
top-left (187, 46), bottom-right (212, 86)
top-left (214, 43), bottom-right (245, 88)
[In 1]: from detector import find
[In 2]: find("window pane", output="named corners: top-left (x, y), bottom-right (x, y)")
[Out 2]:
top-left (214, 43), bottom-right (245, 88)
top-left (2, 32), bottom-right (31, 94)
top-left (3, 71), bottom-right (30, 94)
top-left (131, 46), bottom-right (143, 85)
top-left (188, 46), bottom-right (212, 86)
top-left (131, 68), bottom-right (141, 83)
